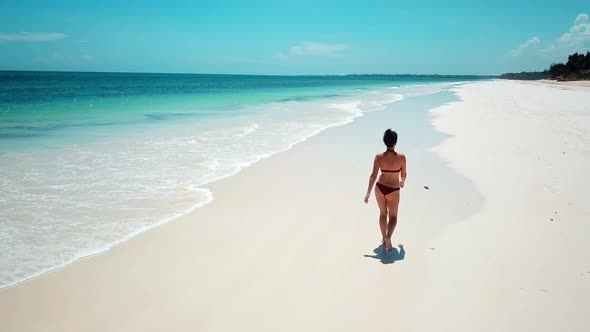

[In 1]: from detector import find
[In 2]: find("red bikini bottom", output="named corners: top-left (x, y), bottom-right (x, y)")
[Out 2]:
top-left (376, 182), bottom-right (400, 196)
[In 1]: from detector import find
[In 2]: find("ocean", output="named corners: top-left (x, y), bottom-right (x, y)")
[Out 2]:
top-left (0, 71), bottom-right (489, 287)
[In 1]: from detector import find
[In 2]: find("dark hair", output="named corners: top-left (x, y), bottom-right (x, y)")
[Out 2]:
top-left (383, 129), bottom-right (398, 148)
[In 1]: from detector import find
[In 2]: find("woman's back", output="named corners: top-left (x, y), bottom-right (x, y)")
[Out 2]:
top-left (377, 150), bottom-right (404, 186)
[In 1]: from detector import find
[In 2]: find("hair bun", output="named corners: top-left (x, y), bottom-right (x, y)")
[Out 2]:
top-left (383, 128), bottom-right (398, 148)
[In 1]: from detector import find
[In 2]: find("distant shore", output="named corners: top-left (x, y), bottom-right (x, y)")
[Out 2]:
top-left (504, 78), bottom-right (590, 88)
top-left (537, 79), bottom-right (590, 87)
top-left (500, 51), bottom-right (590, 81)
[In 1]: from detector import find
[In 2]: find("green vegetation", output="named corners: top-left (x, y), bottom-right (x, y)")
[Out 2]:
top-left (500, 51), bottom-right (590, 81)
top-left (549, 52), bottom-right (590, 80)
top-left (499, 70), bottom-right (548, 80)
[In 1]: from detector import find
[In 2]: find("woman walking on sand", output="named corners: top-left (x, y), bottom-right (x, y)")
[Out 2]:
top-left (364, 129), bottom-right (406, 251)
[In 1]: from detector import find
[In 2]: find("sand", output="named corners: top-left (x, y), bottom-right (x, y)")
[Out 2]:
top-left (404, 80), bottom-right (590, 331)
top-left (1, 80), bottom-right (589, 331)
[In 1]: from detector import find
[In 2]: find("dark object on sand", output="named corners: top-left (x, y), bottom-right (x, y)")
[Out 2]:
top-left (424, 186), bottom-right (430, 190)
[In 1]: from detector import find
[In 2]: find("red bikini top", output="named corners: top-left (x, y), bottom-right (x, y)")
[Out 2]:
top-left (380, 150), bottom-right (401, 173)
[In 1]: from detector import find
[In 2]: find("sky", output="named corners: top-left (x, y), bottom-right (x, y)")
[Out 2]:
top-left (0, 0), bottom-right (589, 75)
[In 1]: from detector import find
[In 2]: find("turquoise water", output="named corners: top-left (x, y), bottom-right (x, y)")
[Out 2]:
top-left (0, 72), bottom-right (485, 144)
top-left (0, 71), bottom-right (489, 287)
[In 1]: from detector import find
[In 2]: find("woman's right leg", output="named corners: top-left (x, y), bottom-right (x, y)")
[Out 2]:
top-left (385, 191), bottom-right (401, 247)
top-left (374, 186), bottom-right (388, 244)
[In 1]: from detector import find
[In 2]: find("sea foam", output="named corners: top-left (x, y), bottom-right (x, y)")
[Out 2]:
top-left (0, 84), bottom-right (451, 288)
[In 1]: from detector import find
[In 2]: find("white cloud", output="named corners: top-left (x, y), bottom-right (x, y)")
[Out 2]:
top-left (574, 13), bottom-right (589, 25)
top-left (274, 52), bottom-right (289, 62)
top-left (290, 42), bottom-right (349, 56)
top-left (541, 13), bottom-right (590, 57)
top-left (275, 41), bottom-right (350, 61)
top-left (511, 36), bottom-right (541, 56)
top-left (559, 13), bottom-right (590, 43)
top-left (0, 32), bottom-right (66, 42)
top-left (510, 13), bottom-right (590, 62)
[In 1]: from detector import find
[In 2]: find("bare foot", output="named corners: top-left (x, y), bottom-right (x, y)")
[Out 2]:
top-left (385, 238), bottom-right (393, 251)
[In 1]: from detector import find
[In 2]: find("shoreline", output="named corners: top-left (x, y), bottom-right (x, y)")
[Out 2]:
top-left (1, 80), bottom-right (468, 290)
top-left (0, 84), bottom-right (472, 331)
top-left (2, 80), bottom-right (588, 331)
top-left (0, 83), bottom-right (409, 289)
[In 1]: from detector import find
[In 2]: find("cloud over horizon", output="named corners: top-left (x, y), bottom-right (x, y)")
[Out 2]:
top-left (0, 32), bottom-right (66, 42)
top-left (511, 36), bottom-right (541, 56)
top-left (275, 42), bottom-right (350, 61)
top-left (511, 13), bottom-right (590, 62)
top-left (558, 13), bottom-right (590, 44)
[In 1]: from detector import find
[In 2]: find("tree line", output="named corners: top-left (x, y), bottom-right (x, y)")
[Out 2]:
top-left (500, 51), bottom-right (590, 80)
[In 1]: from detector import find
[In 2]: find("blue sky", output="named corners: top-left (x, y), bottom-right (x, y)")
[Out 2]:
top-left (0, 0), bottom-right (589, 75)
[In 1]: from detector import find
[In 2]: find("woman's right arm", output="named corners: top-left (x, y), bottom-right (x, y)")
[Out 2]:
top-left (364, 155), bottom-right (379, 203)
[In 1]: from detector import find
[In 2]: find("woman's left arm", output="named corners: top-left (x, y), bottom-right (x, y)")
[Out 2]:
top-left (400, 155), bottom-right (407, 187)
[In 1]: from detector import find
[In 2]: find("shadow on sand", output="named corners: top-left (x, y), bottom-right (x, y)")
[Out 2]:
top-left (364, 244), bottom-right (405, 264)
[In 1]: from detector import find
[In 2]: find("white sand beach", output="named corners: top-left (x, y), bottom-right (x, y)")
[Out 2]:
top-left (1, 80), bottom-right (589, 331)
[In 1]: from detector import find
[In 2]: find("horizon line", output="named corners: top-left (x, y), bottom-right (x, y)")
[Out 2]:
top-left (0, 69), bottom-right (499, 78)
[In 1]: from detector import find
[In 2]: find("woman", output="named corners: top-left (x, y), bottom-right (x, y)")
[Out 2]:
top-left (364, 129), bottom-right (407, 251)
